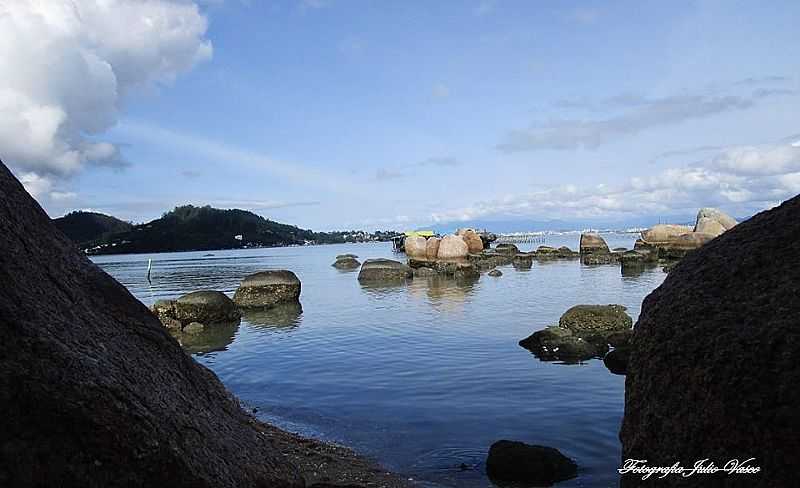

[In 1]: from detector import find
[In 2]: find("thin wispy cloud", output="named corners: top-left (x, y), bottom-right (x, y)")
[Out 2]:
top-left (417, 157), bottom-right (461, 167)
top-left (498, 90), bottom-right (794, 152)
top-left (117, 120), bottom-right (359, 194)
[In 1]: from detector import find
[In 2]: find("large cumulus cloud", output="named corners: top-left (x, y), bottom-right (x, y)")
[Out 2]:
top-left (0, 0), bottom-right (212, 197)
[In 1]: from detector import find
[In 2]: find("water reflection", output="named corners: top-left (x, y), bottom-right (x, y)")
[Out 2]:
top-left (243, 302), bottom-right (304, 331)
top-left (171, 320), bottom-right (240, 355)
top-left (408, 275), bottom-right (478, 312)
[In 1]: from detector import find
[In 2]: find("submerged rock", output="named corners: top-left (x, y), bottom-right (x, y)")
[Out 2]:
top-left (621, 194), bottom-right (800, 488)
top-left (0, 160), bottom-right (303, 487)
top-left (488, 269), bottom-right (502, 277)
top-left (333, 256), bottom-right (361, 269)
top-left (234, 270), bottom-right (302, 309)
top-left (519, 326), bottom-right (608, 361)
top-left (357, 258), bottom-right (412, 282)
top-left (512, 253), bottom-right (534, 269)
top-left (336, 253), bottom-right (358, 260)
top-left (486, 440), bottom-right (577, 485)
top-left (153, 290), bottom-right (241, 326)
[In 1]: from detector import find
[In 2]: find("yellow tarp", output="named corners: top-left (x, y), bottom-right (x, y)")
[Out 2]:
top-left (404, 230), bottom-right (435, 237)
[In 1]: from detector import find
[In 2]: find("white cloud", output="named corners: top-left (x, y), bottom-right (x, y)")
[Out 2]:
top-left (0, 0), bottom-right (211, 192)
top-left (424, 140), bottom-right (800, 225)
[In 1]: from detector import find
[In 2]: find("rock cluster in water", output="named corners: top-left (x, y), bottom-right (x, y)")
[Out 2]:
top-left (519, 305), bottom-right (633, 361)
top-left (620, 195), bottom-right (799, 488)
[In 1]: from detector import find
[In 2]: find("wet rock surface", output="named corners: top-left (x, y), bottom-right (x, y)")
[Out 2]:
top-left (520, 305), bottom-right (632, 361)
top-left (621, 195), bottom-right (800, 488)
top-left (333, 256), bottom-right (361, 269)
top-left (486, 440), bottom-right (577, 485)
top-left (153, 290), bottom-right (241, 326)
top-left (234, 270), bottom-right (302, 309)
top-left (357, 258), bottom-right (412, 282)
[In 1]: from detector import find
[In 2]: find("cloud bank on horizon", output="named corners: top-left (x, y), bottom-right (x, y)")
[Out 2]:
top-left (1, 0), bottom-right (799, 230)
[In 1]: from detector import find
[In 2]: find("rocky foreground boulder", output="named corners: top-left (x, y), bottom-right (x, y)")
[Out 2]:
top-left (620, 195), bottom-right (800, 487)
top-left (0, 161), bottom-right (304, 487)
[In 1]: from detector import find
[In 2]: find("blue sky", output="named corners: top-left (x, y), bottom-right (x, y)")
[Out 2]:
top-left (2, 0), bottom-right (799, 230)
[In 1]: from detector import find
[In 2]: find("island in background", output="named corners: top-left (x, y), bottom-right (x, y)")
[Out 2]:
top-left (53, 206), bottom-right (401, 255)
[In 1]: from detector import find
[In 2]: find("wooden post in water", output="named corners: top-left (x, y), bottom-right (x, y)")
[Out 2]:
top-left (146, 259), bottom-right (152, 283)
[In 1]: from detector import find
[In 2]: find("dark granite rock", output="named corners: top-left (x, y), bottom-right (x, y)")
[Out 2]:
top-left (0, 160), bottom-right (303, 487)
top-left (620, 194), bottom-right (800, 488)
top-left (486, 440), bottom-right (577, 485)
top-left (519, 326), bottom-right (608, 361)
top-left (604, 347), bottom-right (630, 375)
top-left (234, 270), bottom-right (302, 309)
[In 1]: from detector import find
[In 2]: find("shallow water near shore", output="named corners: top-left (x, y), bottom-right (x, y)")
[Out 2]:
top-left (93, 233), bottom-right (665, 488)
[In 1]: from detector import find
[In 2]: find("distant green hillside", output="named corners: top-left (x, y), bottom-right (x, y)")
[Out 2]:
top-left (53, 211), bottom-right (133, 246)
top-left (82, 205), bottom-right (317, 255)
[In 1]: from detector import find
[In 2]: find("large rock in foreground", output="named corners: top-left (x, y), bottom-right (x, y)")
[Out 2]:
top-left (357, 258), bottom-right (412, 282)
top-left (0, 161), bottom-right (303, 487)
top-left (620, 195), bottom-right (800, 488)
top-left (234, 270), bottom-right (302, 309)
top-left (486, 440), bottom-right (577, 485)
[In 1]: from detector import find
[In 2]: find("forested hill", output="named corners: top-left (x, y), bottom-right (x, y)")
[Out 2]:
top-left (75, 205), bottom-right (316, 255)
top-left (53, 211), bottom-right (133, 246)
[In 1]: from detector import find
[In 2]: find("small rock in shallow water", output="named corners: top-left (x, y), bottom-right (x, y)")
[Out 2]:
top-left (488, 269), bottom-right (502, 277)
top-left (486, 440), bottom-right (577, 485)
top-left (234, 270), bottom-right (301, 309)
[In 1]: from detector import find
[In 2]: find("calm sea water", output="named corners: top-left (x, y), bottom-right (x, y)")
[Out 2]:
top-left (92, 233), bottom-right (665, 488)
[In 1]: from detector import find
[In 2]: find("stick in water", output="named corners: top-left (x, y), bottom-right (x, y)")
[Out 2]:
top-left (147, 258), bottom-right (152, 283)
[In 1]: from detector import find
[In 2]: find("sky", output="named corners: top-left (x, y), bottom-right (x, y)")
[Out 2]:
top-left (1, 0), bottom-right (799, 231)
